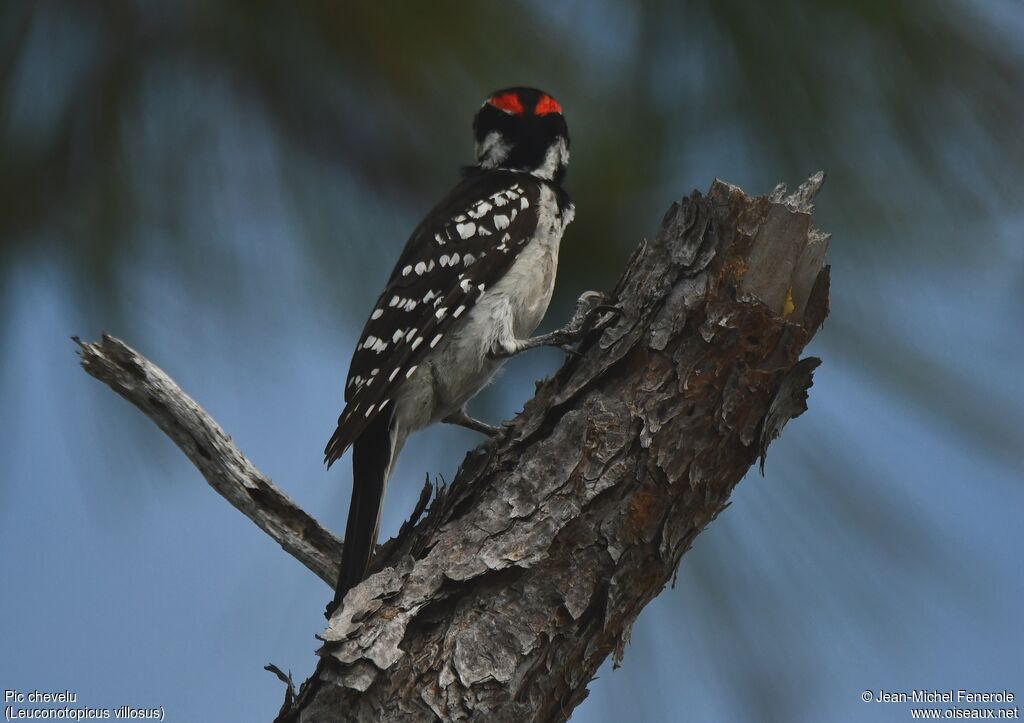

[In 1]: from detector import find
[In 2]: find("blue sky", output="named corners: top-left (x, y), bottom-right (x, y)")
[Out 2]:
top-left (2, 198), bottom-right (1021, 721)
top-left (2, 3), bottom-right (1022, 720)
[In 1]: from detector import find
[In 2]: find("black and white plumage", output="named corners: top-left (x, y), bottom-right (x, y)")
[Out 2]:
top-left (326, 87), bottom-right (575, 611)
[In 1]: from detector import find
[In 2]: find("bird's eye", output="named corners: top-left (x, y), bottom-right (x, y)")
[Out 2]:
top-left (534, 95), bottom-right (562, 116)
top-left (487, 92), bottom-right (524, 115)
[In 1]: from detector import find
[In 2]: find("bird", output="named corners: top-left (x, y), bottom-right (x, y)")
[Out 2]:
top-left (324, 87), bottom-right (611, 614)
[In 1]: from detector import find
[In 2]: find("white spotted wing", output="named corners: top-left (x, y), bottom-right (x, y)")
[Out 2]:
top-left (325, 171), bottom-right (545, 464)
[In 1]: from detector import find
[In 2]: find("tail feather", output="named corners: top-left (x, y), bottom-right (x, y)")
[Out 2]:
top-left (324, 411), bottom-right (354, 468)
top-left (329, 409), bottom-right (395, 613)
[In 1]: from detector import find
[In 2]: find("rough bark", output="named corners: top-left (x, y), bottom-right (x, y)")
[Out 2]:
top-left (77, 175), bottom-right (830, 723)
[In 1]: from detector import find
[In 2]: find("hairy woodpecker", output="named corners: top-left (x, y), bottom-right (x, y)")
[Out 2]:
top-left (325, 87), bottom-right (607, 613)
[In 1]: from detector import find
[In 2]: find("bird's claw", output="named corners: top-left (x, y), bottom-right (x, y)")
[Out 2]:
top-left (585, 303), bottom-right (623, 334)
top-left (568, 292), bottom-right (622, 339)
top-left (486, 292), bottom-right (621, 359)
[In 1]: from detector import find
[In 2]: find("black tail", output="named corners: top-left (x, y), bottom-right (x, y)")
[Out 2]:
top-left (329, 409), bottom-right (394, 614)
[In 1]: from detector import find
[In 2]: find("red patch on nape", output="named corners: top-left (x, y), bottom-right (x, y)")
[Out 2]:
top-left (488, 92), bottom-right (524, 115)
top-left (534, 94), bottom-right (562, 116)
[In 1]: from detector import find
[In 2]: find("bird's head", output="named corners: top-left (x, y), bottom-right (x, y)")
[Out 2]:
top-left (472, 87), bottom-right (569, 184)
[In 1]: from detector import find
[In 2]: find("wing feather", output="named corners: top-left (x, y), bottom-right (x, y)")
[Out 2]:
top-left (325, 172), bottom-right (543, 465)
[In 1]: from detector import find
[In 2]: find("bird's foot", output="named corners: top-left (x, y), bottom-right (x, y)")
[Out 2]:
top-left (442, 407), bottom-right (501, 436)
top-left (488, 291), bottom-right (621, 358)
